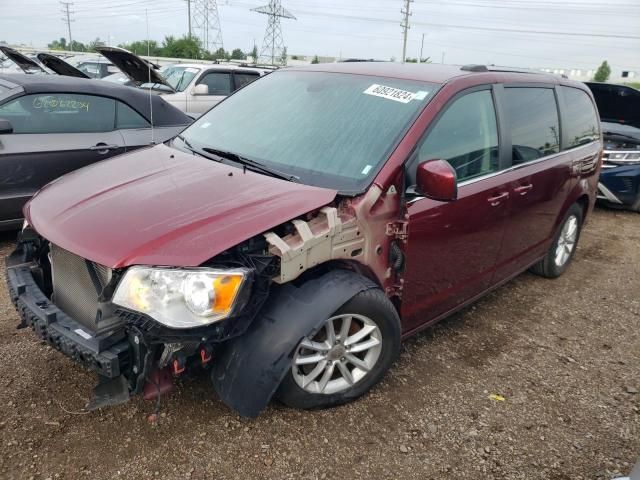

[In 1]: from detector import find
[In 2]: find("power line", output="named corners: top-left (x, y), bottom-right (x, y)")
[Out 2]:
top-left (400, 0), bottom-right (412, 63)
top-left (60, 1), bottom-right (75, 49)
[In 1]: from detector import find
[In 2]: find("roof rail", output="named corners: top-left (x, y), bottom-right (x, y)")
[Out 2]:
top-left (460, 64), bottom-right (488, 72)
top-left (461, 64), bottom-right (568, 79)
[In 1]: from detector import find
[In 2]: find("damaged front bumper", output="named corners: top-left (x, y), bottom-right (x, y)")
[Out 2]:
top-left (6, 252), bottom-right (129, 378)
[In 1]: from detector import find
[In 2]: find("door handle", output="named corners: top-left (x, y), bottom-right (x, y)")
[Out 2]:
top-left (90, 143), bottom-right (120, 153)
top-left (514, 183), bottom-right (533, 195)
top-left (487, 191), bottom-right (509, 206)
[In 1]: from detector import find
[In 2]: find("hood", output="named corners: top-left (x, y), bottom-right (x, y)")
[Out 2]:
top-left (0, 46), bottom-right (46, 74)
top-left (36, 53), bottom-right (90, 78)
top-left (96, 46), bottom-right (173, 91)
top-left (25, 144), bottom-right (337, 268)
top-left (585, 82), bottom-right (640, 128)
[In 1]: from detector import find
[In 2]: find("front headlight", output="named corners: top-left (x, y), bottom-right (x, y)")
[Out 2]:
top-left (112, 266), bottom-right (250, 329)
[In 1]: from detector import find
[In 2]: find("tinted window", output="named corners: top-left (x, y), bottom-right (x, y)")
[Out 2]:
top-left (198, 71), bottom-right (232, 95)
top-left (116, 102), bottom-right (149, 129)
top-left (0, 93), bottom-right (115, 133)
top-left (504, 88), bottom-right (559, 164)
top-left (418, 89), bottom-right (499, 182)
top-left (234, 72), bottom-right (260, 90)
top-left (561, 87), bottom-right (599, 148)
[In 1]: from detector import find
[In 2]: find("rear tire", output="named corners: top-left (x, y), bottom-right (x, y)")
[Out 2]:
top-left (275, 287), bottom-right (401, 410)
top-left (530, 203), bottom-right (583, 278)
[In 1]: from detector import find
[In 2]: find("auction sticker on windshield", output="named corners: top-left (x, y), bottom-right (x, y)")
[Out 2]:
top-left (364, 84), bottom-right (417, 104)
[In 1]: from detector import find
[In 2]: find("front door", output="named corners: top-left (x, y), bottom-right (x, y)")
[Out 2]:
top-left (0, 93), bottom-right (125, 223)
top-left (188, 70), bottom-right (233, 114)
top-left (401, 87), bottom-right (510, 333)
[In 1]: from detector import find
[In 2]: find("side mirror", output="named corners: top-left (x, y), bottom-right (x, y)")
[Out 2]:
top-left (192, 84), bottom-right (209, 96)
top-left (415, 159), bottom-right (458, 201)
top-left (0, 119), bottom-right (13, 134)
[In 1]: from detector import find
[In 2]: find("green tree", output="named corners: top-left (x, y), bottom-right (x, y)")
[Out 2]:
top-left (311, 55), bottom-right (320, 64)
top-left (161, 35), bottom-right (202, 59)
top-left (87, 38), bottom-right (105, 52)
top-left (118, 40), bottom-right (162, 56)
top-left (69, 40), bottom-right (87, 52)
top-left (210, 47), bottom-right (227, 60)
top-left (230, 48), bottom-right (245, 60)
top-left (250, 44), bottom-right (259, 63)
top-left (593, 60), bottom-right (611, 82)
top-left (47, 37), bottom-right (67, 50)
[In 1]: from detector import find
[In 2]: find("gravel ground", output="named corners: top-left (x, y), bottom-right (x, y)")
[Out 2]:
top-left (0, 207), bottom-right (638, 480)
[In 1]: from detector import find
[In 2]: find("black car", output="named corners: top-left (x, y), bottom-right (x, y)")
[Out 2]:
top-left (585, 82), bottom-right (640, 211)
top-left (0, 74), bottom-right (192, 230)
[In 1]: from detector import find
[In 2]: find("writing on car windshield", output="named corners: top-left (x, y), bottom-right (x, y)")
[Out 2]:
top-left (181, 71), bottom-right (437, 192)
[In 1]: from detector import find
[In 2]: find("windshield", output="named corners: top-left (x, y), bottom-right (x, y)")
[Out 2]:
top-left (162, 66), bottom-right (200, 92)
top-left (180, 71), bottom-right (437, 192)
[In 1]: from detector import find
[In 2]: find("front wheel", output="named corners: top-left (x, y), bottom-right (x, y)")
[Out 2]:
top-left (275, 288), bottom-right (401, 410)
top-left (530, 203), bottom-right (583, 278)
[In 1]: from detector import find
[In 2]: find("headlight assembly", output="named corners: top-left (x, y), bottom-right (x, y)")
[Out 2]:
top-left (112, 266), bottom-right (250, 329)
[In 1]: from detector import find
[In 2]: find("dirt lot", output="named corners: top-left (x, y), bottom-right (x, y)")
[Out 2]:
top-left (0, 207), bottom-right (638, 480)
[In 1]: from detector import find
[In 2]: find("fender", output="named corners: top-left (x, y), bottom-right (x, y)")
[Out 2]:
top-left (211, 269), bottom-right (378, 417)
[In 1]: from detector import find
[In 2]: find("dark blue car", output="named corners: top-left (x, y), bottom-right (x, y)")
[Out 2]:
top-left (586, 82), bottom-right (640, 212)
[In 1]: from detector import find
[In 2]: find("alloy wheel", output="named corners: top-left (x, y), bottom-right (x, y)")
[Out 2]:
top-left (292, 313), bottom-right (383, 395)
top-left (554, 214), bottom-right (578, 267)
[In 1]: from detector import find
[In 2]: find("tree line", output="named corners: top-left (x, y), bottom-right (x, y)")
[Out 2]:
top-left (47, 35), bottom-right (256, 62)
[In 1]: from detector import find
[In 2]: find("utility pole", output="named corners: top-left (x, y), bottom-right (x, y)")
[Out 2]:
top-left (186, 0), bottom-right (192, 38)
top-left (60, 1), bottom-right (74, 50)
top-left (419, 33), bottom-right (425, 63)
top-left (400, 0), bottom-right (413, 64)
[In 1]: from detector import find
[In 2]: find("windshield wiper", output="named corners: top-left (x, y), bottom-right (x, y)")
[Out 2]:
top-left (174, 135), bottom-right (222, 162)
top-left (202, 147), bottom-right (299, 182)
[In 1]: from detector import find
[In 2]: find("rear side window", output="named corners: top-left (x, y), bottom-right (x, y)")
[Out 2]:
top-left (418, 89), bottom-right (499, 182)
top-left (561, 87), bottom-right (599, 148)
top-left (198, 71), bottom-right (232, 95)
top-left (504, 87), bottom-right (560, 164)
top-left (116, 102), bottom-right (149, 129)
top-left (0, 93), bottom-right (115, 133)
top-left (234, 72), bottom-right (260, 90)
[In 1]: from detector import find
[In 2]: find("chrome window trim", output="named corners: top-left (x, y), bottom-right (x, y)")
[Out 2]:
top-left (407, 140), bottom-right (600, 204)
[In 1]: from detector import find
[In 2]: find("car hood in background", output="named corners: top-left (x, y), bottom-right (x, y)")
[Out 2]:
top-left (0, 46), bottom-right (46, 74)
top-left (96, 46), bottom-right (174, 91)
top-left (585, 82), bottom-right (640, 128)
top-left (25, 144), bottom-right (337, 268)
top-left (601, 121), bottom-right (640, 143)
top-left (36, 53), bottom-right (90, 79)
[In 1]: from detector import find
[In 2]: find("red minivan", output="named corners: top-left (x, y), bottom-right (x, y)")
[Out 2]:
top-left (6, 63), bottom-right (602, 417)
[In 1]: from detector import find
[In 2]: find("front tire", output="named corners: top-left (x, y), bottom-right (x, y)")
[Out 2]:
top-left (275, 287), bottom-right (401, 410)
top-left (530, 203), bottom-right (583, 278)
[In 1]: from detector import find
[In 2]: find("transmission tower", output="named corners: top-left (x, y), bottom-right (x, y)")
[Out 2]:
top-left (251, 0), bottom-right (296, 66)
top-left (192, 0), bottom-right (223, 52)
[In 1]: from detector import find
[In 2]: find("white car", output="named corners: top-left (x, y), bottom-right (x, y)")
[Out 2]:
top-left (98, 47), bottom-right (268, 115)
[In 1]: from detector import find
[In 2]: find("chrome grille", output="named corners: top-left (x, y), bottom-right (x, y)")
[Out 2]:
top-left (50, 244), bottom-right (112, 328)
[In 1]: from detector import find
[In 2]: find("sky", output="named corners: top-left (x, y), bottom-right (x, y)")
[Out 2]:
top-left (1, 0), bottom-right (639, 73)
